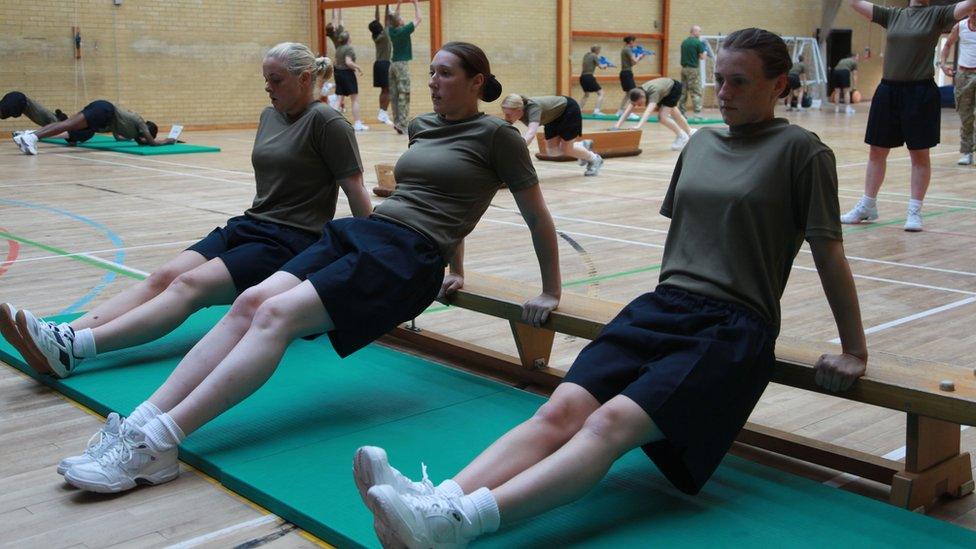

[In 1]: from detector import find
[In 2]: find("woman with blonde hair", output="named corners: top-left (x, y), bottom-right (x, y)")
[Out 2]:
top-left (501, 93), bottom-right (603, 176)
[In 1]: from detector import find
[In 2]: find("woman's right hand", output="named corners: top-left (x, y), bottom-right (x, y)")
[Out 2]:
top-left (438, 273), bottom-right (464, 299)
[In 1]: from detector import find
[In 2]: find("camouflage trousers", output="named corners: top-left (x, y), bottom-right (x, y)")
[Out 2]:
top-left (956, 68), bottom-right (976, 153)
top-left (680, 66), bottom-right (703, 114)
top-left (389, 61), bottom-right (411, 131)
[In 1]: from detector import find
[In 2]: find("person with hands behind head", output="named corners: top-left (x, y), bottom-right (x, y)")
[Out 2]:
top-left (356, 29), bottom-right (866, 549)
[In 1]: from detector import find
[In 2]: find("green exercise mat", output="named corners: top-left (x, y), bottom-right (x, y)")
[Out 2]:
top-left (2, 308), bottom-right (973, 548)
top-left (40, 134), bottom-right (220, 155)
top-left (582, 112), bottom-right (724, 124)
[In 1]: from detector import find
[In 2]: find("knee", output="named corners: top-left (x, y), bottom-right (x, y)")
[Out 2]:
top-left (250, 297), bottom-right (298, 337)
top-left (578, 405), bottom-right (635, 450)
top-left (868, 147), bottom-right (890, 162)
top-left (227, 287), bottom-right (269, 321)
top-left (145, 266), bottom-right (183, 294)
top-left (529, 398), bottom-right (588, 442)
top-left (165, 270), bottom-right (214, 305)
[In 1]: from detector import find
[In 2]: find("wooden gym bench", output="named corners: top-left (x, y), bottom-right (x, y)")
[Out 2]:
top-left (385, 272), bottom-right (976, 513)
top-left (535, 129), bottom-right (642, 161)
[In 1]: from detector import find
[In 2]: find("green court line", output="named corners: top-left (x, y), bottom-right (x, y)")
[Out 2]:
top-left (0, 231), bottom-right (145, 280)
top-left (842, 207), bottom-right (967, 234)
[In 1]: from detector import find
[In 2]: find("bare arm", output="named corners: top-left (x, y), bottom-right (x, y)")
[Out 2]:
top-left (613, 104), bottom-right (634, 129)
top-left (136, 128), bottom-right (176, 146)
top-left (439, 240), bottom-right (465, 298)
top-left (956, 1), bottom-right (976, 20)
top-left (941, 24), bottom-right (960, 77)
top-left (512, 184), bottom-right (561, 326)
top-left (633, 101), bottom-right (657, 129)
top-left (809, 237), bottom-right (868, 392)
top-left (847, 0), bottom-right (874, 21)
top-left (337, 172), bottom-right (372, 218)
top-left (412, 0), bottom-right (422, 26)
top-left (345, 56), bottom-right (363, 75)
top-left (522, 121), bottom-right (541, 146)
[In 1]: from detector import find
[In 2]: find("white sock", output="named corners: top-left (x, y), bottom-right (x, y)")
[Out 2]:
top-left (142, 413), bottom-right (185, 450)
top-left (459, 487), bottom-right (500, 536)
top-left (126, 401), bottom-right (162, 428)
top-left (437, 478), bottom-right (464, 498)
top-left (71, 327), bottom-right (97, 358)
top-left (861, 195), bottom-right (877, 208)
top-left (908, 198), bottom-right (923, 211)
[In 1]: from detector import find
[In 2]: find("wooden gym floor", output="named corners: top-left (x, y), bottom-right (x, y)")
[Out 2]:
top-left (1, 106), bottom-right (974, 546)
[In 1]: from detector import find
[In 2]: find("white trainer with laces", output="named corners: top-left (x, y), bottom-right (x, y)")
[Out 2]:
top-left (958, 153), bottom-right (973, 166)
top-left (670, 133), bottom-right (690, 151)
top-left (57, 413), bottom-right (123, 475)
top-left (577, 139), bottom-right (594, 166)
top-left (16, 309), bottom-right (78, 377)
top-left (63, 422), bottom-right (179, 493)
top-left (904, 207), bottom-right (923, 232)
top-left (367, 485), bottom-right (478, 549)
top-left (14, 131), bottom-right (38, 155)
top-left (840, 198), bottom-right (879, 224)
top-left (584, 154), bottom-right (604, 177)
top-left (354, 121), bottom-right (369, 132)
top-left (354, 446), bottom-right (437, 505)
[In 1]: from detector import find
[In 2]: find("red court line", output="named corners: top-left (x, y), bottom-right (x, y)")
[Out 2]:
top-left (0, 227), bottom-right (20, 277)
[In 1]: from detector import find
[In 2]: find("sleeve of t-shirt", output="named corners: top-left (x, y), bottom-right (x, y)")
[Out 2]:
top-left (795, 150), bottom-right (842, 241)
top-left (524, 102), bottom-right (543, 124)
top-left (491, 124), bottom-right (538, 192)
top-left (660, 151), bottom-right (684, 218)
top-left (405, 22), bottom-right (415, 35)
top-left (317, 118), bottom-right (364, 180)
top-left (937, 5), bottom-right (958, 29)
top-left (872, 5), bottom-right (892, 27)
top-left (697, 40), bottom-right (706, 55)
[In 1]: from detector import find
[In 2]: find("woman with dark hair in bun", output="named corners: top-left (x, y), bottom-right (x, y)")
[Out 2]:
top-left (57, 41), bottom-right (562, 496)
top-left (357, 28), bottom-right (867, 548)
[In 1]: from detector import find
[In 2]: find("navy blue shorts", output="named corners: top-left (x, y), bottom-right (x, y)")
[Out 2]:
top-left (81, 100), bottom-right (115, 132)
top-left (187, 215), bottom-right (319, 294)
top-left (0, 91), bottom-right (27, 118)
top-left (544, 97), bottom-right (584, 141)
top-left (865, 79), bottom-right (941, 150)
top-left (659, 81), bottom-right (682, 108)
top-left (832, 68), bottom-right (852, 89)
top-left (562, 286), bottom-right (776, 495)
top-left (619, 70), bottom-right (636, 92)
top-left (280, 216), bottom-right (444, 358)
top-left (373, 60), bottom-right (391, 88)
top-left (580, 74), bottom-right (601, 93)
top-left (335, 69), bottom-right (359, 96)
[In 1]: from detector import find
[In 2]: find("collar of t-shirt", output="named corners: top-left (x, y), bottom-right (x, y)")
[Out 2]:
top-left (434, 112), bottom-right (486, 125)
top-left (727, 117), bottom-right (788, 136)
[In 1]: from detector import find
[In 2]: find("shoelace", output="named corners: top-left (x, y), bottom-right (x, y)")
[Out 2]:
top-left (95, 427), bottom-right (137, 467)
top-left (83, 426), bottom-right (116, 457)
top-left (417, 462), bottom-right (435, 492)
top-left (406, 491), bottom-right (462, 516)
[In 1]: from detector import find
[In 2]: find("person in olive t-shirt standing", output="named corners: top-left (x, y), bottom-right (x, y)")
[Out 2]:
top-left (841, 0), bottom-right (976, 232)
top-left (3, 43), bottom-right (372, 385)
top-left (679, 25), bottom-right (707, 115)
top-left (579, 45), bottom-right (608, 114)
top-left (388, 0), bottom-right (422, 134)
top-left (357, 29), bottom-right (867, 548)
top-left (334, 30), bottom-right (369, 132)
top-left (370, 4), bottom-right (394, 125)
top-left (617, 35), bottom-right (647, 115)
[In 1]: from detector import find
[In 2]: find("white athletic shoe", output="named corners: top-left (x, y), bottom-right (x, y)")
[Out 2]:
top-left (378, 109), bottom-right (393, 125)
top-left (354, 446), bottom-right (437, 505)
top-left (670, 133), bottom-right (690, 151)
top-left (845, 106), bottom-right (856, 115)
top-left (367, 485), bottom-right (479, 549)
top-left (12, 129), bottom-right (34, 138)
top-left (16, 309), bottom-right (79, 377)
top-left (63, 422), bottom-right (179, 493)
top-left (57, 413), bottom-right (123, 475)
top-left (584, 154), bottom-right (604, 176)
top-left (354, 121), bottom-right (369, 132)
top-left (592, 109), bottom-right (603, 115)
top-left (578, 139), bottom-right (594, 166)
top-left (327, 94), bottom-right (341, 110)
top-left (904, 207), bottom-right (923, 232)
top-left (958, 153), bottom-right (973, 166)
top-left (14, 132), bottom-right (38, 155)
top-left (0, 303), bottom-right (23, 349)
top-left (840, 198), bottom-right (879, 225)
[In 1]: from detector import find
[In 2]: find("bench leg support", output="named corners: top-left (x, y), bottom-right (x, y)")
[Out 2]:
top-left (889, 414), bottom-right (974, 512)
top-left (509, 321), bottom-right (555, 370)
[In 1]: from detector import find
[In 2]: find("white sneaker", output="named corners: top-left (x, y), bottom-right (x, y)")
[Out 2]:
top-left (578, 139), bottom-right (594, 166)
top-left (845, 106), bottom-right (856, 115)
top-left (834, 104), bottom-right (840, 114)
top-left (354, 121), bottom-right (369, 132)
top-left (840, 198), bottom-right (879, 224)
top-left (904, 207), bottom-right (923, 232)
top-left (57, 413), bottom-right (123, 475)
top-left (14, 132), bottom-right (38, 155)
top-left (63, 422), bottom-right (179, 493)
top-left (958, 153), bottom-right (973, 166)
top-left (670, 133), bottom-right (690, 151)
top-left (16, 309), bottom-right (79, 377)
top-left (354, 446), bottom-right (437, 505)
top-left (12, 129), bottom-right (34, 138)
top-left (0, 303), bottom-right (24, 352)
top-left (378, 109), bottom-right (393, 125)
top-left (367, 485), bottom-right (479, 549)
top-left (593, 109), bottom-right (603, 115)
top-left (584, 154), bottom-right (604, 176)
top-left (327, 94), bottom-right (341, 110)
top-left (321, 82), bottom-right (335, 97)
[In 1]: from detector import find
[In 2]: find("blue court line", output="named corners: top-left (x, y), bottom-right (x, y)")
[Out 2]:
top-left (0, 199), bottom-right (125, 314)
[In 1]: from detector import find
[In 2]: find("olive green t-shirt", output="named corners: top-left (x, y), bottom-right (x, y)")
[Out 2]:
top-left (873, 4), bottom-right (957, 81)
top-left (328, 23), bottom-right (345, 49)
top-left (335, 44), bottom-right (356, 69)
top-left (680, 36), bottom-right (706, 68)
top-left (374, 29), bottom-right (392, 61)
top-left (110, 107), bottom-right (151, 140)
top-left (520, 96), bottom-right (569, 125)
top-left (620, 46), bottom-right (635, 70)
top-left (246, 102), bottom-right (364, 234)
top-left (373, 113), bottom-right (539, 263)
top-left (389, 22), bottom-right (415, 62)
top-left (641, 78), bottom-right (676, 103)
top-left (659, 118), bottom-right (842, 333)
top-left (789, 61), bottom-right (807, 76)
top-left (835, 58), bottom-right (858, 72)
top-left (581, 52), bottom-right (599, 75)
top-left (23, 97), bottom-right (58, 126)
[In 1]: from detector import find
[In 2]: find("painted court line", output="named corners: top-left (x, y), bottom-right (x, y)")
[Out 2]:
top-left (0, 172), bottom-right (176, 188)
top-left (8, 239), bottom-right (198, 265)
top-left (163, 514), bottom-right (281, 549)
top-left (102, 151), bottom-right (255, 176)
top-left (61, 154), bottom-right (251, 187)
top-left (837, 192), bottom-right (976, 212)
top-left (828, 297), bottom-right (976, 344)
top-left (792, 266), bottom-right (975, 296)
top-left (835, 151), bottom-right (957, 169)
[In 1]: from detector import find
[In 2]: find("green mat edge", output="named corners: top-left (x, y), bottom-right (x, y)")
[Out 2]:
top-left (582, 113), bottom-right (724, 124)
top-left (39, 136), bottom-right (221, 155)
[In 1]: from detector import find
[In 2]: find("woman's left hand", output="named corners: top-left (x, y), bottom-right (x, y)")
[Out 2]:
top-left (814, 353), bottom-right (866, 393)
top-left (521, 292), bottom-right (559, 327)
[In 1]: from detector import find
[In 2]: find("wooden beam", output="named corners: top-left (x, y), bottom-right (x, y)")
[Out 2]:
top-left (572, 30), bottom-right (664, 40)
top-left (556, 0), bottom-right (571, 96)
top-left (315, 0), bottom-right (326, 56)
top-left (321, 0), bottom-right (429, 8)
top-left (429, 0), bottom-right (442, 52)
top-left (661, 0), bottom-right (671, 76)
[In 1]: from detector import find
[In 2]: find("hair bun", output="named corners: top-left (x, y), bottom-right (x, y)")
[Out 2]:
top-left (482, 75), bottom-right (502, 102)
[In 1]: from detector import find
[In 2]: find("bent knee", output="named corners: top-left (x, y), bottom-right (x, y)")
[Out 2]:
top-left (250, 297), bottom-right (298, 335)
top-left (146, 266), bottom-right (183, 293)
top-left (531, 398), bottom-right (589, 437)
top-left (578, 404), bottom-right (646, 449)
